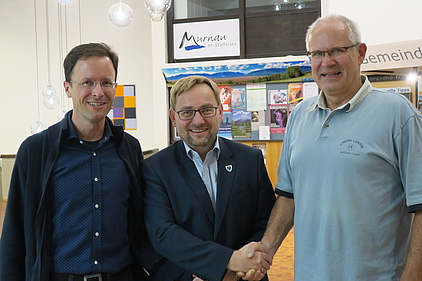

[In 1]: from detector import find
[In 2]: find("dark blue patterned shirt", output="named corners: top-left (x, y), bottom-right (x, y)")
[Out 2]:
top-left (50, 116), bottom-right (132, 274)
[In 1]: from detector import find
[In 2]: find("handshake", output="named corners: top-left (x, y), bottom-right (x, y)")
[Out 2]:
top-left (192, 241), bottom-right (274, 281)
top-left (227, 241), bottom-right (274, 281)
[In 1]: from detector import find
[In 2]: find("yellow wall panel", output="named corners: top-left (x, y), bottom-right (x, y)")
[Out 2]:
top-left (237, 140), bottom-right (283, 188)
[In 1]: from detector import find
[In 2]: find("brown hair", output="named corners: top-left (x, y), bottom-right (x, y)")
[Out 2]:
top-left (63, 42), bottom-right (119, 82)
top-left (170, 75), bottom-right (221, 110)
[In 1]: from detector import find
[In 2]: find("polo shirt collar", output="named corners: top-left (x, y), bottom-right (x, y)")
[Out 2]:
top-left (307, 75), bottom-right (372, 112)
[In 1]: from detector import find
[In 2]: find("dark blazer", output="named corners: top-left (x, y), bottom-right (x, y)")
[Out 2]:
top-left (142, 137), bottom-right (276, 281)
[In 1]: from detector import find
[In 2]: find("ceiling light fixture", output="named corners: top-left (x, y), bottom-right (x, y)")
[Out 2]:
top-left (31, 0), bottom-right (47, 134)
top-left (144, 0), bottom-right (172, 22)
top-left (43, 0), bottom-right (59, 110)
top-left (109, 1), bottom-right (134, 28)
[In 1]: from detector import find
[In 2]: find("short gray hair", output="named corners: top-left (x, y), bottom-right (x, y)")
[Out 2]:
top-left (305, 14), bottom-right (361, 50)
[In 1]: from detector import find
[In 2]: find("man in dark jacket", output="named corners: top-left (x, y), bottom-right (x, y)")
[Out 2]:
top-left (0, 43), bottom-right (158, 281)
top-left (142, 76), bottom-right (276, 281)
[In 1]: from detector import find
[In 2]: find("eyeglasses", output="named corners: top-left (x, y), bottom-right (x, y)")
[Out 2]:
top-left (176, 107), bottom-right (218, 121)
top-left (307, 43), bottom-right (360, 61)
top-left (69, 79), bottom-right (117, 91)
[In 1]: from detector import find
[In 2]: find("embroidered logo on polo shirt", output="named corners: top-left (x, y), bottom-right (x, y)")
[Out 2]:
top-left (339, 139), bottom-right (364, 156)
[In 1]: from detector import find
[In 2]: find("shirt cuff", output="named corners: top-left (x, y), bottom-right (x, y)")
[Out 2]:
top-left (275, 189), bottom-right (294, 199)
top-left (408, 203), bottom-right (422, 213)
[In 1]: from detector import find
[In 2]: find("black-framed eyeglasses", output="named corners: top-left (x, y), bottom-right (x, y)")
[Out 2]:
top-left (307, 43), bottom-right (360, 60)
top-left (176, 107), bottom-right (218, 121)
top-left (69, 79), bottom-right (117, 91)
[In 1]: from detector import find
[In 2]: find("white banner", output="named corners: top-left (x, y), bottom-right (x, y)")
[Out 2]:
top-left (173, 19), bottom-right (240, 60)
top-left (362, 39), bottom-right (422, 71)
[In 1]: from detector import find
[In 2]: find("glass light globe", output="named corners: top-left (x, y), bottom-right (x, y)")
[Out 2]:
top-left (295, 1), bottom-right (306, 9)
top-left (30, 121), bottom-right (47, 134)
top-left (43, 94), bottom-right (60, 109)
top-left (148, 10), bottom-right (164, 22)
top-left (42, 85), bottom-right (57, 98)
top-left (145, 0), bottom-right (172, 14)
top-left (109, 3), bottom-right (134, 28)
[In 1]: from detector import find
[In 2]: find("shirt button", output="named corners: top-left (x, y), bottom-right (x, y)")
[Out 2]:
top-left (94, 177), bottom-right (99, 182)
top-left (79, 140), bottom-right (84, 144)
top-left (94, 260), bottom-right (98, 265)
top-left (324, 124), bottom-right (330, 128)
top-left (93, 152), bottom-right (97, 156)
top-left (95, 232), bottom-right (100, 237)
top-left (95, 204), bottom-right (99, 209)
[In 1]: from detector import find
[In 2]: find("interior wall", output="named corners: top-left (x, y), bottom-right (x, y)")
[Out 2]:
top-left (0, 0), bottom-right (169, 155)
top-left (324, 0), bottom-right (422, 46)
top-left (1, 0), bottom-right (421, 155)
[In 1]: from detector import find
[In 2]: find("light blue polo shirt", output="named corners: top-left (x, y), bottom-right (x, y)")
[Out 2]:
top-left (276, 76), bottom-right (422, 280)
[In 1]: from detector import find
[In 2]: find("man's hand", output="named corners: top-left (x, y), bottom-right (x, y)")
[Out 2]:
top-left (234, 242), bottom-right (273, 280)
top-left (246, 241), bottom-right (271, 259)
top-left (227, 242), bottom-right (272, 281)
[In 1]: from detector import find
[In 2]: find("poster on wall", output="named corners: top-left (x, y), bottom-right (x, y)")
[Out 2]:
top-left (303, 82), bottom-right (319, 99)
top-left (251, 110), bottom-right (265, 131)
top-left (259, 126), bottom-right (270, 140)
top-left (173, 19), bottom-right (240, 60)
top-left (288, 83), bottom-right (303, 104)
top-left (232, 88), bottom-right (246, 109)
top-left (218, 85), bottom-right (232, 139)
top-left (108, 85), bottom-right (136, 130)
top-left (268, 89), bottom-right (288, 104)
top-left (269, 104), bottom-right (288, 134)
top-left (232, 109), bottom-right (251, 138)
top-left (162, 59), bottom-right (311, 85)
top-left (219, 111), bottom-right (233, 139)
top-left (219, 85), bottom-right (232, 111)
top-left (246, 83), bottom-right (267, 111)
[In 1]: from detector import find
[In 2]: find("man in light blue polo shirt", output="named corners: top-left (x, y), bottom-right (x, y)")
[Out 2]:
top-left (245, 14), bottom-right (422, 281)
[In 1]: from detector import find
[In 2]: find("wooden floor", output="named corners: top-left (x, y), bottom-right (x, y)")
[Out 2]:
top-left (268, 228), bottom-right (294, 280)
top-left (0, 200), bottom-right (294, 280)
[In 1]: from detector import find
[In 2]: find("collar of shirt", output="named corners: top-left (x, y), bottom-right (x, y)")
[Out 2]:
top-left (65, 113), bottom-right (114, 145)
top-left (183, 139), bottom-right (220, 210)
top-left (307, 75), bottom-right (372, 113)
top-left (183, 138), bottom-right (221, 163)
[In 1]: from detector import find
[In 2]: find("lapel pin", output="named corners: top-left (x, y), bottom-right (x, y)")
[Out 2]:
top-left (225, 165), bottom-right (233, 172)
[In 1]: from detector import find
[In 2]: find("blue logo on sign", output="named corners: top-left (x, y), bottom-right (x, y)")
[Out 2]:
top-left (179, 32), bottom-right (205, 51)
